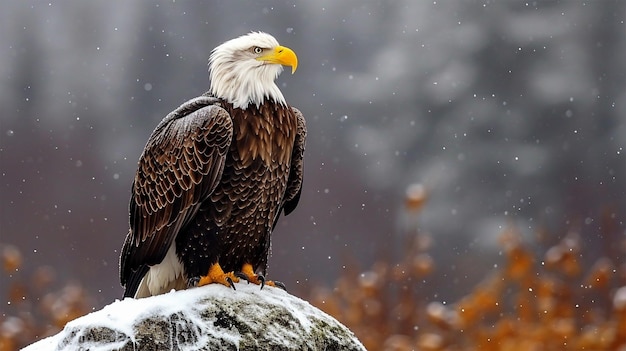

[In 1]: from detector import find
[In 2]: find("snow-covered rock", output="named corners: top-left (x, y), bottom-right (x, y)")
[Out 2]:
top-left (22, 283), bottom-right (365, 351)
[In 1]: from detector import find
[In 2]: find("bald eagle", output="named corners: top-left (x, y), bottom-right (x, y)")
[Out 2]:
top-left (119, 32), bottom-right (305, 298)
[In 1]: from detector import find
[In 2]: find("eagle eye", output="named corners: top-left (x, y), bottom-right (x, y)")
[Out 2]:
top-left (253, 47), bottom-right (263, 54)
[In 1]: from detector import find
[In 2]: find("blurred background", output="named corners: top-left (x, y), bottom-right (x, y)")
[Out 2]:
top-left (1, 0), bottom-right (625, 347)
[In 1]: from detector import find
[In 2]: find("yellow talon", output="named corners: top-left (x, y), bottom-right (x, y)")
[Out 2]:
top-left (239, 263), bottom-right (261, 285)
top-left (264, 280), bottom-right (279, 288)
top-left (198, 263), bottom-right (239, 289)
top-left (237, 263), bottom-right (286, 290)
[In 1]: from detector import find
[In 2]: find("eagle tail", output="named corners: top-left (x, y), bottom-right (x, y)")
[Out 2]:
top-left (123, 265), bottom-right (149, 298)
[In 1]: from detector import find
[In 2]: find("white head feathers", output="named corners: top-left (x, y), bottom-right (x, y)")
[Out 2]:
top-left (209, 32), bottom-right (295, 110)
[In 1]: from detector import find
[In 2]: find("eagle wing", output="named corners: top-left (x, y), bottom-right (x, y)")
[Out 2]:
top-left (120, 97), bottom-right (233, 295)
top-left (275, 106), bottom-right (306, 227)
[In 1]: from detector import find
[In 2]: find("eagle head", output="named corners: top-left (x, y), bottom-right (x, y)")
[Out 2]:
top-left (209, 32), bottom-right (298, 110)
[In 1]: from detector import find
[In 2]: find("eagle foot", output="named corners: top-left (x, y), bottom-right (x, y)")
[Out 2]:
top-left (235, 263), bottom-right (287, 291)
top-left (270, 280), bottom-right (287, 291)
top-left (194, 263), bottom-right (240, 290)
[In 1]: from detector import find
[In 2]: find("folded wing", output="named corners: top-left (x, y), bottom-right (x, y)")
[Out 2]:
top-left (120, 97), bottom-right (233, 296)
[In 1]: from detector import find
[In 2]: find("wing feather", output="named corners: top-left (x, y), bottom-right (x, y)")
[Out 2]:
top-left (120, 98), bottom-right (232, 291)
top-left (274, 106), bottom-right (306, 230)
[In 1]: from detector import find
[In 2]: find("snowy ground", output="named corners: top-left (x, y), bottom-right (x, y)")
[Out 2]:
top-left (22, 282), bottom-right (365, 351)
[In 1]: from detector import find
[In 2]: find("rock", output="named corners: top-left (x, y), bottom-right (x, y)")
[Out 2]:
top-left (22, 283), bottom-right (366, 351)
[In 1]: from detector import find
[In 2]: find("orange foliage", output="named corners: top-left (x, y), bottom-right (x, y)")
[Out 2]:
top-left (0, 245), bottom-right (93, 350)
top-left (303, 188), bottom-right (626, 351)
top-left (305, 227), bottom-right (626, 350)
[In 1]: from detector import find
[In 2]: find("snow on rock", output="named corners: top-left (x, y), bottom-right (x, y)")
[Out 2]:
top-left (22, 283), bottom-right (366, 351)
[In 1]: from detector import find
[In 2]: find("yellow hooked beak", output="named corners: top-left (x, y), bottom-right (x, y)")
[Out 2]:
top-left (256, 45), bottom-right (298, 74)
